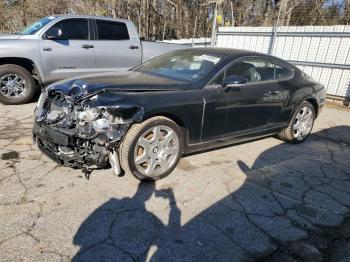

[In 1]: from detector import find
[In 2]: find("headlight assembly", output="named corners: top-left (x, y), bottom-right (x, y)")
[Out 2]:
top-left (35, 91), bottom-right (48, 118)
top-left (77, 107), bottom-right (129, 136)
top-left (78, 108), bottom-right (100, 122)
top-left (92, 118), bottom-right (110, 131)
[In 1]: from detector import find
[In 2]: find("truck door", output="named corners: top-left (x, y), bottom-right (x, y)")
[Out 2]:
top-left (92, 19), bottom-right (142, 71)
top-left (40, 18), bottom-right (96, 83)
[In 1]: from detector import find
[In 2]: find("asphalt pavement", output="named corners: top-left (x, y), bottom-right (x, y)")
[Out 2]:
top-left (0, 103), bottom-right (349, 262)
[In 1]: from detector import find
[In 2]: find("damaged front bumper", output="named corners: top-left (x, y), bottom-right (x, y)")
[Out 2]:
top-left (33, 86), bottom-right (143, 176)
top-left (33, 122), bottom-right (120, 175)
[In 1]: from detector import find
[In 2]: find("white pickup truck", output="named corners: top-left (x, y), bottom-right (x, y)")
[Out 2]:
top-left (0, 15), bottom-right (187, 104)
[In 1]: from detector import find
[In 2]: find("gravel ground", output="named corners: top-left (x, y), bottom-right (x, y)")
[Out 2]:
top-left (0, 102), bottom-right (349, 262)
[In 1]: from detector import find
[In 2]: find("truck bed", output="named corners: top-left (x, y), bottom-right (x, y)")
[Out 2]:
top-left (141, 41), bottom-right (188, 63)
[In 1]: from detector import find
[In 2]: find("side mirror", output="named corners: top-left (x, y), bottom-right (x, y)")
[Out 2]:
top-left (222, 75), bottom-right (246, 91)
top-left (45, 27), bottom-right (63, 40)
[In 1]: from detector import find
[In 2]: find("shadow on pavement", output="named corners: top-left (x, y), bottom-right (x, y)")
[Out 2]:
top-left (73, 126), bottom-right (350, 261)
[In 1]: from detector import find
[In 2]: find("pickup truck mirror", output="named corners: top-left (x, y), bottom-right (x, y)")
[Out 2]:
top-left (222, 75), bottom-right (246, 89)
top-left (45, 27), bottom-right (63, 40)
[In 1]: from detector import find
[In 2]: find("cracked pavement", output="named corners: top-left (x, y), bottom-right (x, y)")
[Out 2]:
top-left (0, 103), bottom-right (349, 262)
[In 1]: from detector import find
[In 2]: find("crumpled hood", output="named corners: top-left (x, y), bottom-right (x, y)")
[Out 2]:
top-left (47, 71), bottom-right (188, 101)
top-left (0, 33), bottom-right (21, 40)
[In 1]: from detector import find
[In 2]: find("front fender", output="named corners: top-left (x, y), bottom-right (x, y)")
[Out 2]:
top-left (0, 38), bottom-right (46, 82)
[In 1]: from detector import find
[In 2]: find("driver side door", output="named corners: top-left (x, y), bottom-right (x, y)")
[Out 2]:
top-left (40, 18), bottom-right (96, 83)
top-left (202, 57), bottom-right (288, 141)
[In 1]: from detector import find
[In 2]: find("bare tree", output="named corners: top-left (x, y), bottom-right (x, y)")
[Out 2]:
top-left (0, 0), bottom-right (348, 38)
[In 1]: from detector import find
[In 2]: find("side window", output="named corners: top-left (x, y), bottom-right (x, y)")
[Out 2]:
top-left (96, 20), bottom-right (130, 40)
top-left (224, 58), bottom-right (292, 84)
top-left (52, 19), bottom-right (89, 40)
top-left (225, 58), bottom-right (272, 83)
top-left (275, 64), bottom-right (292, 80)
top-left (246, 59), bottom-right (275, 81)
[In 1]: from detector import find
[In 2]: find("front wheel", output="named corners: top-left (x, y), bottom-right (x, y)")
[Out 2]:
top-left (0, 64), bottom-right (37, 105)
top-left (120, 116), bottom-right (184, 181)
top-left (278, 101), bottom-right (315, 143)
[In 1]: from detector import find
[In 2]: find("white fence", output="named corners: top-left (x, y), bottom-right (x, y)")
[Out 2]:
top-left (160, 37), bottom-right (211, 47)
top-left (216, 26), bottom-right (350, 99)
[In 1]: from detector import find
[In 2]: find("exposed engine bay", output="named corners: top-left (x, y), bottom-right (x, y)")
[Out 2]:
top-left (33, 83), bottom-right (144, 178)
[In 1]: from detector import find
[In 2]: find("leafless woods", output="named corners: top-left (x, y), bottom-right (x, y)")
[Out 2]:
top-left (1, 0), bottom-right (349, 39)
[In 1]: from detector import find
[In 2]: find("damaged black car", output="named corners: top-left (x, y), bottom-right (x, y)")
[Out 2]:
top-left (33, 48), bottom-right (326, 180)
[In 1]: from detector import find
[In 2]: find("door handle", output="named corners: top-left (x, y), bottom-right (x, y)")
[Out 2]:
top-left (268, 91), bottom-right (280, 95)
top-left (129, 45), bottom-right (139, 50)
top-left (81, 44), bottom-right (94, 49)
top-left (224, 86), bottom-right (241, 92)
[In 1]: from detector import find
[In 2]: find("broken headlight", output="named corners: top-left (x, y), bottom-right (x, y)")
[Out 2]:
top-left (76, 107), bottom-right (128, 140)
top-left (77, 108), bottom-right (112, 129)
top-left (92, 118), bottom-right (110, 131)
top-left (77, 108), bottom-right (100, 122)
top-left (35, 91), bottom-right (48, 119)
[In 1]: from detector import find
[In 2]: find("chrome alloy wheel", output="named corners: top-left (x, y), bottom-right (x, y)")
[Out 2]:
top-left (293, 106), bottom-right (314, 140)
top-left (0, 74), bottom-right (27, 97)
top-left (134, 125), bottom-right (180, 177)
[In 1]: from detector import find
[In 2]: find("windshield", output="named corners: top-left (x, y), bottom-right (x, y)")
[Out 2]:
top-left (136, 50), bottom-right (224, 82)
top-left (19, 16), bottom-right (57, 35)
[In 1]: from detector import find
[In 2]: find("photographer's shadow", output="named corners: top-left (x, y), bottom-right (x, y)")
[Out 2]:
top-left (72, 182), bottom-right (181, 262)
top-left (72, 126), bottom-right (350, 261)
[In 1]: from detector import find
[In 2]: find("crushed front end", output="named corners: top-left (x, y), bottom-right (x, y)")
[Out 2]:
top-left (33, 83), bottom-right (143, 176)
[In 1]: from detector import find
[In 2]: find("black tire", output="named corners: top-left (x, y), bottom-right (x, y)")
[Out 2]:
top-left (278, 101), bottom-right (315, 143)
top-left (119, 116), bottom-right (184, 181)
top-left (0, 64), bottom-right (37, 105)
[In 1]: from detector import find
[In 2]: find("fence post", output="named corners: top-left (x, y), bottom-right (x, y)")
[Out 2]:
top-left (192, 15), bottom-right (197, 47)
top-left (211, 2), bottom-right (218, 46)
top-left (268, 25), bottom-right (277, 55)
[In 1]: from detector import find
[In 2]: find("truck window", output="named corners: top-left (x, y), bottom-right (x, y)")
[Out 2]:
top-left (20, 16), bottom-right (57, 35)
top-left (96, 20), bottom-right (130, 40)
top-left (52, 19), bottom-right (89, 40)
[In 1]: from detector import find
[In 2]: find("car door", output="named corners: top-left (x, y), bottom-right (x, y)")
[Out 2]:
top-left (40, 18), bottom-right (96, 83)
top-left (202, 57), bottom-right (289, 140)
top-left (92, 19), bottom-right (142, 71)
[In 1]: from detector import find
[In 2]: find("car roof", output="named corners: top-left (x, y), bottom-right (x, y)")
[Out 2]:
top-left (178, 47), bottom-right (293, 67)
top-left (187, 47), bottom-right (260, 56)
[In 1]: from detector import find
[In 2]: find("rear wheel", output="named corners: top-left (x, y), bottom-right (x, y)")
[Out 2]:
top-left (120, 116), bottom-right (183, 181)
top-left (278, 101), bottom-right (315, 143)
top-left (0, 65), bottom-right (36, 105)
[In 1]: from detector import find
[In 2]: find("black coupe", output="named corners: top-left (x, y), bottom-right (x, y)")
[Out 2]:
top-left (33, 48), bottom-right (326, 180)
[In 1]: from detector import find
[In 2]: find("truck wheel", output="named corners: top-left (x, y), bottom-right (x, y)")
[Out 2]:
top-left (278, 101), bottom-right (315, 143)
top-left (119, 116), bottom-right (184, 181)
top-left (0, 64), bottom-right (37, 105)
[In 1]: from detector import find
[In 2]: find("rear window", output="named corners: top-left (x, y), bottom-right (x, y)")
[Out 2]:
top-left (96, 20), bottom-right (130, 40)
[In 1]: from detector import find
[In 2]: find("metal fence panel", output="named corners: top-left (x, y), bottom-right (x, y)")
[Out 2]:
top-left (217, 26), bottom-right (350, 99)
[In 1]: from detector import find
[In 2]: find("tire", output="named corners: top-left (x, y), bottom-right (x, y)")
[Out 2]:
top-left (0, 64), bottom-right (37, 105)
top-left (119, 116), bottom-right (184, 181)
top-left (278, 101), bottom-right (315, 143)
